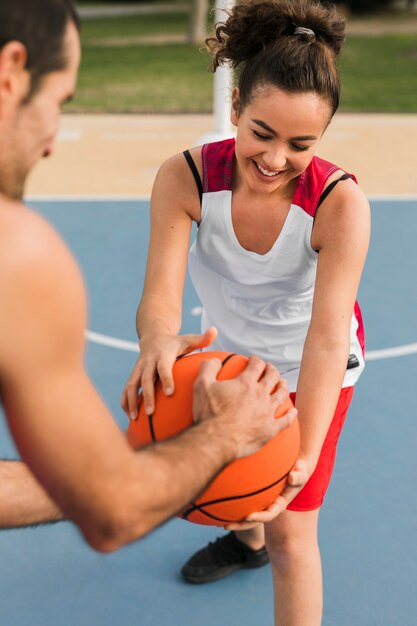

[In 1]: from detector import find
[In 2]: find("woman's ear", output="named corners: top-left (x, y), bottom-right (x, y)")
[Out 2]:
top-left (230, 87), bottom-right (240, 126)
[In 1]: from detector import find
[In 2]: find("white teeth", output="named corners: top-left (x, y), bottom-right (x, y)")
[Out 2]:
top-left (255, 162), bottom-right (280, 177)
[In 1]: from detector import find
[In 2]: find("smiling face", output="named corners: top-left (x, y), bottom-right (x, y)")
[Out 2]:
top-left (231, 85), bottom-right (332, 197)
top-left (0, 21), bottom-right (80, 200)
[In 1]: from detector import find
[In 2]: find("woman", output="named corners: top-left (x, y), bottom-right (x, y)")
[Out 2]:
top-left (122, 2), bottom-right (370, 624)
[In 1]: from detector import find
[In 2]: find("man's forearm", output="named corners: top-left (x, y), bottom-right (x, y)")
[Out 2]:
top-left (75, 417), bottom-right (237, 552)
top-left (1, 356), bottom-right (289, 551)
top-left (0, 460), bottom-right (63, 528)
top-left (0, 420), bottom-right (230, 538)
top-left (137, 417), bottom-right (237, 520)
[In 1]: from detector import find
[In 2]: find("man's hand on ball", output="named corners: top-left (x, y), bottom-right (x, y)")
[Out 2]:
top-left (193, 355), bottom-right (297, 459)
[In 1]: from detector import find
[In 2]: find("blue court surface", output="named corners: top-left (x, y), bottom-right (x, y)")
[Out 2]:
top-left (1, 197), bottom-right (416, 626)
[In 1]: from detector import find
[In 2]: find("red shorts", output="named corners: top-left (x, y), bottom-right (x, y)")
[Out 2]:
top-left (286, 386), bottom-right (354, 512)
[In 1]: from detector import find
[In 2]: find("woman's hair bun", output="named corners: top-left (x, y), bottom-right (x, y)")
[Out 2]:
top-left (206, 0), bottom-right (345, 71)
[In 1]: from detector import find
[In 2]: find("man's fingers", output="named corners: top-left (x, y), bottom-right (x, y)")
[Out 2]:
top-left (241, 354), bottom-right (268, 381)
top-left (271, 407), bottom-right (298, 435)
top-left (259, 362), bottom-right (282, 392)
top-left (270, 379), bottom-right (290, 410)
top-left (195, 357), bottom-right (223, 385)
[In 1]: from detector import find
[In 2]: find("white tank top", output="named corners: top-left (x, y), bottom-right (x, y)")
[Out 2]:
top-left (188, 139), bottom-right (365, 392)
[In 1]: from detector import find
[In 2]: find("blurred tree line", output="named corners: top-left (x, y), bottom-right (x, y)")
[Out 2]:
top-left (76, 0), bottom-right (411, 12)
top-left (75, 0), bottom-right (416, 28)
top-left (337, 0), bottom-right (396, 11)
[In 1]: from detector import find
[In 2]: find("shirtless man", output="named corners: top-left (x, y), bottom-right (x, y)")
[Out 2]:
top-left (0, 0), bottom-right (295, 551)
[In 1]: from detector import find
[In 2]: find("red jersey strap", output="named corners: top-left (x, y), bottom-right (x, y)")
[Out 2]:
top-left (354, 301), bottom-right (365, 356)
top-left (202, 140), bottom-right (357, 217)
top-left (202, 138), bottom-right (235, 193)
top-left (293, 156), bottom-right (357, 218)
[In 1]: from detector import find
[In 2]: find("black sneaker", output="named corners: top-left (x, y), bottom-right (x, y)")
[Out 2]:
top-left (181, 531), bottom-right (270, 584)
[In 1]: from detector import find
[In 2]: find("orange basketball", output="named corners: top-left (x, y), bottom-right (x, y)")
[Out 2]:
top-left (127, 351), bottom-right (300, 526)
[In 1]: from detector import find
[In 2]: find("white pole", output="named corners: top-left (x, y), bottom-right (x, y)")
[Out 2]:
top-left (197, 0), bottom-right (236, 145)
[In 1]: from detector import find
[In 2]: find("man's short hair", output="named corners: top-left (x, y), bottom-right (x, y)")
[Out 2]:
top-left (0, 0), bottom-right (80, 99)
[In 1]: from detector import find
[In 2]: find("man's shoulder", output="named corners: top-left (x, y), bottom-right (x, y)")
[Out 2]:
top-left (0, 197), bottom-right (86, 330)
top-left (0, 197), bottom-right (87, 377)
top-left (0, 197), bottom-right (79, 281)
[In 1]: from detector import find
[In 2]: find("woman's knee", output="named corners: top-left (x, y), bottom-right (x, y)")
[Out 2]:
top-left (265, 511), bottom-right (319, 565)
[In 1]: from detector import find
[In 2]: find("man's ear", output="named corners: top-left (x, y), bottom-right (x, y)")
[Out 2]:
top-left (0, 42), bottom-right (29, 115)
top-left (230, 87), bottom-right (240, 127)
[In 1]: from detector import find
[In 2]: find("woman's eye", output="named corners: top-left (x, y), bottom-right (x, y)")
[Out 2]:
top-left (253, 130), bottom-right (271, 141)
top-left (291, 143), bottom-right (309, 152)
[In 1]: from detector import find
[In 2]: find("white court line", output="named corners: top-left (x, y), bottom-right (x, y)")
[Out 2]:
top-left (365, 343), bottom-right (417, 361)
top-left (86, 330), bottom-right (139, 353)
top-left (85, 330), bottom-right (417, 361)
top-left (32, 195), bottom-right (416, 362)
top-left (367, 195), bottom-right (417, 202)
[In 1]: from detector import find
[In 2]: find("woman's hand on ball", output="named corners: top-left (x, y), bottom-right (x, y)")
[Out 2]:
top-left (223, 458), bottom-right (310, 530)
top-left (193, 355), bottom-right (298, 459)
top-left (121, 327), bottom-right (217, 420)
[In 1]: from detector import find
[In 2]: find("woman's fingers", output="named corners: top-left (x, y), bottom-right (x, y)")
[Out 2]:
top-left (182, 326), bottom-right (218, 353)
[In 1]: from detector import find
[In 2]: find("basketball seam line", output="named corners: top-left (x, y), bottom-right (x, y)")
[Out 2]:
top-left (181, 466), bottom-right (293, 522)
top-left (147, 353), bottom-right (236, 441)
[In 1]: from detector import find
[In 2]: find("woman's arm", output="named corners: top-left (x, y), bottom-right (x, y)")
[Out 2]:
top-left (121, 149), bottom-right (212, 418)
top-left (295, 176), bottom-right (370, 471)
top-left (226, 176), bottom-right (370, 529)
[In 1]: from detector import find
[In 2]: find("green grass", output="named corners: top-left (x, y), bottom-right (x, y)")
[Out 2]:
top-left (66, 13), bottom-right (417, 113)
top-left (80, 13), bottom-right (188, 39)
top-left (75, 0), bottom-right (187, 5)
top-left (349, 8), bottom-right (417, 22)
top-left (69, 44), bottom-right (214, 113)
top-left (340, 35), bottom-right (417, 112)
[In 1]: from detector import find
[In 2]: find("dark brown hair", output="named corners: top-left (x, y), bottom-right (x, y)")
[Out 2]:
top-left (206, 0), bottom-right (345, 116)
top-left (0, 0), bottom-right (80, 99)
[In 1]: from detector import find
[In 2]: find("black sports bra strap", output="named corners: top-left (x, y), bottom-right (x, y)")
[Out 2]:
top-left (183, 149), bottom-right (203, 205)
top-left (317, 173), bottom-right (351, 209)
